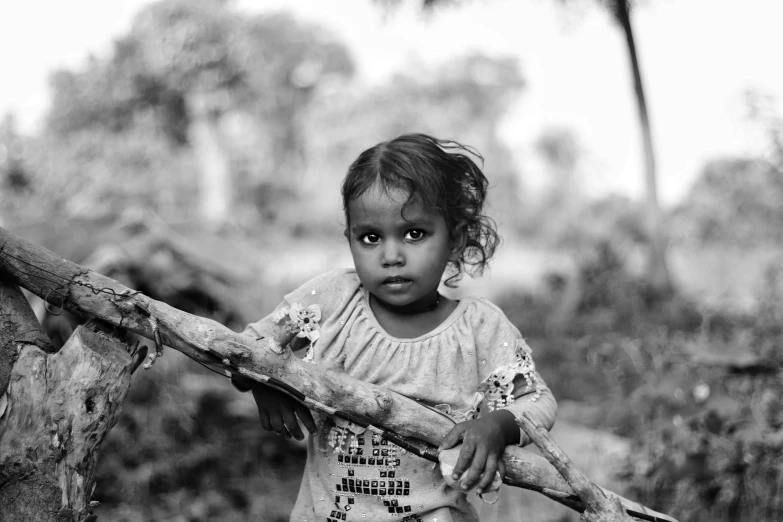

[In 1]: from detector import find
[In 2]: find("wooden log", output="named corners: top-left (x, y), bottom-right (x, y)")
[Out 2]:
top-left (0, 226), bottom-right (678, 522)
top-left (0, 279), bottom-right (137, 521)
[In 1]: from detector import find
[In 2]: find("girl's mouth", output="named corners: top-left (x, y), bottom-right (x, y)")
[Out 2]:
top-left (382, 277), bottom-right (412, 289)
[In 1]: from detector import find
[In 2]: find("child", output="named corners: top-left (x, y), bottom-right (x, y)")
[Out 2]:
top-left (236, 134), bottom-right (557, 522)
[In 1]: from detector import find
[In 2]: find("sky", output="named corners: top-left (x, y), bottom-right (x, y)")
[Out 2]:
top-left (1, 0), bottom-right (781, 206)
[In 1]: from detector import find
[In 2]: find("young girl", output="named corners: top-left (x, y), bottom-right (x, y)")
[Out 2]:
top-left (236, 134), bottom-right (557, 522)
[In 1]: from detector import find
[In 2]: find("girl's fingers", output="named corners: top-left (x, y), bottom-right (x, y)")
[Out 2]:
top-left (451, 438), bottom-right (476, 481)
top-left (498, 459), bottom-right (506, 482)
top-left (460, 446), bottom-right (489, 491)
top-left (268, 412), bottom-right (290, 438)
top-left (282, 408), bottom-right (305, 440)
top-left (475, 454), bottom-right (499, 493)
top-left (257, 409), bottom-right (272, 432)
top-left (439, 424), bottom-right (466, 453)
top-left (296, 405), bottom-right (318, 435)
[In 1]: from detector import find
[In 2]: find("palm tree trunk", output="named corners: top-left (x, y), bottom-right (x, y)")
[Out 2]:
top-left (614, 0), bottom-right (672, 294)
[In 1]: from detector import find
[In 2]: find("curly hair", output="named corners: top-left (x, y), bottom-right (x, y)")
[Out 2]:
top-left (341, 133), bottom-right (500, 287)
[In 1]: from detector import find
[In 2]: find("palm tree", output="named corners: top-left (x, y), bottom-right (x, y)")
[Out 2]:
top-left (608, 0), bottom-right (671, 294)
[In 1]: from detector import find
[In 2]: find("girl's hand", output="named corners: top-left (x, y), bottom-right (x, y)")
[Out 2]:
top-left (236, 378), bottom-right (317, 440)
top-left (438, 409), bottom-right (519, 493)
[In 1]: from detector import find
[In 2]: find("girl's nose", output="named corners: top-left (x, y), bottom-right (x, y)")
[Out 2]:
top-left (381, 241), bottom-right (405, 267)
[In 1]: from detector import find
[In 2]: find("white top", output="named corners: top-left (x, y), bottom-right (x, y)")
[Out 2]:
top-left (243, 269), bottom-right (557, 522)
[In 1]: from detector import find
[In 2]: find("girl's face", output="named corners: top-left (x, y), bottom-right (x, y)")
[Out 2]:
top-left (347, 184), bottom-right (463, 308)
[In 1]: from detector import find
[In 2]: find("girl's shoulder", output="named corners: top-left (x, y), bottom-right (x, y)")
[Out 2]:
top-left (460, 294), bottom-right (514, 323)
top-left (283, 268), bottom-right (361, 312)
top-left (458, 294), bottom-right (524, 338)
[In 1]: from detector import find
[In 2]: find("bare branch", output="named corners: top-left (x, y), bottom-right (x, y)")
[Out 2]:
top-left (0, 226), bottom-right (677, 521)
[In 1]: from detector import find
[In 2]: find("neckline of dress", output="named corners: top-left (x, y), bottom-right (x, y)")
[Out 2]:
top-left (358, 286), bottom-right (470, 343)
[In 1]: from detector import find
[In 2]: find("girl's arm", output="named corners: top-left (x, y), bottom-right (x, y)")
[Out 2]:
top-left (439, 320), bottom-right (558, 494)
top-left (438, 386), bottom-right (557, 495)
top-left (495, 348), bottom-right (558, 447)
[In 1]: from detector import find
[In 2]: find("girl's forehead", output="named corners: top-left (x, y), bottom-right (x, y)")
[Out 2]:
top-left (362, 183), bottom-right (409, 205)
top-left (348, 185), bottom-right (434, 222)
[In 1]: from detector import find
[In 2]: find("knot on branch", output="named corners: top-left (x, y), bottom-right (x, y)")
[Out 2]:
top-left (375, 392), bottom-right (393, 411)
top-left (260, 337), bottom-right (285, 355)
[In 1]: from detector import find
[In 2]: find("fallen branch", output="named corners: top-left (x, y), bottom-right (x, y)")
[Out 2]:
top-left (0, 226), bottom-right (677, 521)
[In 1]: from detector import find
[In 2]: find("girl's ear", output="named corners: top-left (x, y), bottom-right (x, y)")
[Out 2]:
top-left (449, 222), bottom-right (468, 262)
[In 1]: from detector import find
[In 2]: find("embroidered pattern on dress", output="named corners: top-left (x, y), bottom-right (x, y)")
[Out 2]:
top-left (478, 338), bottom-right (541, 412)
top-left (273, 301), bottom-right (321, 360)
top-left (437, 339), bottom-right (541, 421)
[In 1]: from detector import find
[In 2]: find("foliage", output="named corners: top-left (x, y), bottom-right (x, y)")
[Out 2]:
top-left (4, 0), bottom-right (531, 237)
top-left (495, 236), bottom-right (783, 521)
top-left (0, 115), bottom-right (33, 216)
top-left (47, 0), bottom-right (353, 144)
top-left (670, 158), bottom-right (783, 246)
top-left (4, 0), bottom-right (351, 230)
top-left (620, 369), bottom-right (783, 522)
top-left (297, 52), bottom-right (527, 236)
top-left (520, 191), bottom-right (648, 249)
top-left (0, 126), bottom-right (199, 226)
top-left (93, 358), bottom-right (306, 522)
top-left (743, 89), bottom-right (783, 166)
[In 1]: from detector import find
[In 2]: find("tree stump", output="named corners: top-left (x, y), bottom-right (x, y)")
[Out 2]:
top-left (0, 279), bottom-right (138, 521)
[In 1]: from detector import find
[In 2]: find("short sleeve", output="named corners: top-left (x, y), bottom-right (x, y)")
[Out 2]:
top-left (471, 302), bottom-right (557, 446)
top-left (232, 286), bottom-right (315, 392)
top-left (242, 268), bottom-right (359, 350)
top-left (241, 300), bottom-right (309, 351)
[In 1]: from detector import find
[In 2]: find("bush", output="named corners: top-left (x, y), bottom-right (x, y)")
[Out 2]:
top-left (496, 240), bottom-right (783, 521)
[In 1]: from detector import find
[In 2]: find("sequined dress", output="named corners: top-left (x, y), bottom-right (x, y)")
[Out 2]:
top-left (242, 269), bottom-right (557, 522)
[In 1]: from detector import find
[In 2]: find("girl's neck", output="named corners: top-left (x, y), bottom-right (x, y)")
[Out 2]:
top-left (372, 291), bottom-right (441, 315)
top-left (368, 291), bottom-right (458, 339)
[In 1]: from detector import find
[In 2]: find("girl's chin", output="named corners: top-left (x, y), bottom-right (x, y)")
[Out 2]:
top-left (375, 293), bottom-right (414, 306)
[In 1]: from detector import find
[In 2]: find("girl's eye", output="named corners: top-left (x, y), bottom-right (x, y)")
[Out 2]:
top-left (405, 229), bottom-right (426, 241)
top-left (361, 233), bottom-right (380, 245)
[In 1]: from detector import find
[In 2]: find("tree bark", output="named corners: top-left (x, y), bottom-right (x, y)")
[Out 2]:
top-left (0, 226), bottom-right (677, 522)
top-left (516, 412), bottom-right (633, 522)
top-left (0, 277), bottom-right (137, 521)
top-left (0, 276), bottom-right (55, 397)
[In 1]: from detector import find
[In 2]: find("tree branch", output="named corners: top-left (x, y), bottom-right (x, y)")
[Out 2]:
top-left (517, 412), bottom-right (634, 522)
top-left (0, 226), bottom-right (677, 522)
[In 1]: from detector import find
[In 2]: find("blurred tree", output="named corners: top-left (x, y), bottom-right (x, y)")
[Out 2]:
top-left (44, 0), bottom-right (353, 227)
top-left (0, 114), bottom-right (33, 226)
top-left (0, 115), bottom-right (31, 194)
top-left (381, 0), bottom-right (672, 295)
top-left (743, 89), bottom-right (783, 167)
top-left (534, 128), bottom-right (582, 227)
top-left (670, 158), bottom-right (783, 246)
top-left (302, 53), bottom-right (525, 234)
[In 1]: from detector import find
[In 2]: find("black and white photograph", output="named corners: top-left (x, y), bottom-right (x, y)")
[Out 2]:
top-left (1, 1), bottom-right (781, 521)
